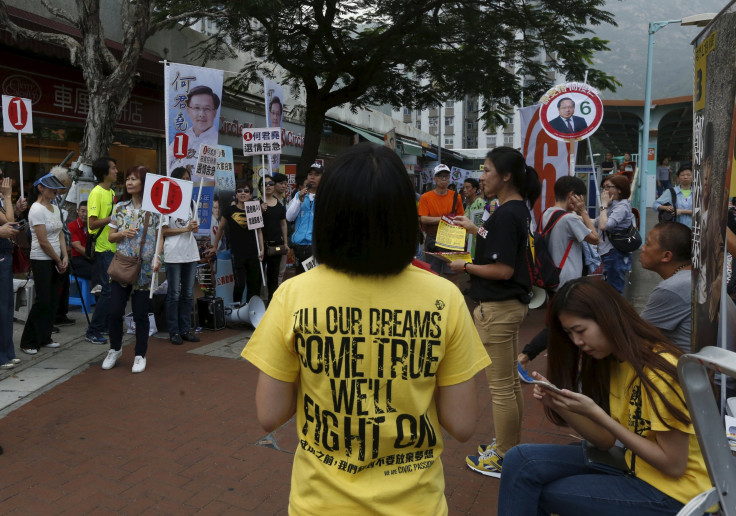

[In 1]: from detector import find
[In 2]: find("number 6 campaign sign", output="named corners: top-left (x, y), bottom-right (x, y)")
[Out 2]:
top-left (2, 96), bottom-right (33, 134)
top-left (538, 82), bottom-right (603, 143)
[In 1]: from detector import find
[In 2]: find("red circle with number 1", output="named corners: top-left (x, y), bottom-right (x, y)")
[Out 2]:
top-left (150, 177), bottom-right (183, 215)
top-left (8, 97), bottom-right (28, 130)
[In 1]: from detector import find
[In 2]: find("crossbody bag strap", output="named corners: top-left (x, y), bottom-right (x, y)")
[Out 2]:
top-left (138, 212), bottom-right (150, 260)
top-left (450, 190), bottom-right (459, 215)
top-left (669, 187), bottom-right (677, 217)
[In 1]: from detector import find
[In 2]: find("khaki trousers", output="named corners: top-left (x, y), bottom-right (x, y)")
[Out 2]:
top-left (473, 298), bottom-right (528, 456)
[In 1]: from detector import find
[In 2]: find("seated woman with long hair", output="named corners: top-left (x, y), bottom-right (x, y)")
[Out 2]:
top-left (241, 143), bottom-right (490, 515)
top-left (498, 277), bottom-right (711, 515)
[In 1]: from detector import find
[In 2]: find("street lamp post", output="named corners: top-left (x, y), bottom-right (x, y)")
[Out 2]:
top-left (639, 13), bottom-right (715, 237)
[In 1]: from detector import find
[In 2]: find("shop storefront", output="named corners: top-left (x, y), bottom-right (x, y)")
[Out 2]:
top-left (0, 49), bottom-right (164, 199)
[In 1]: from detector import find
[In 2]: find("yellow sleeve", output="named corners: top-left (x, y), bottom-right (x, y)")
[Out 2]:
top-left (241, 288), bottom-right (300, 383)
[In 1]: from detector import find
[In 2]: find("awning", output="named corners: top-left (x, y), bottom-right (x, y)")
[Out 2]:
top-left (401, 141), bottom-right (424, 156)
top-left (330, 120), bottom-right (385, 145)
top-left (425, 151), bottom-right (438, 159)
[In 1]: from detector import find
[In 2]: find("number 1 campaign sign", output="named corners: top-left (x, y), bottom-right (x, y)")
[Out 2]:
top-left (2, 95), bottom-right (34, 200)
top-left (142, 174), bottom-right (194, 295)
top-left (2, 96), bottom-right (33, 134)
top-left (143, 175), bottom-right (192, 220)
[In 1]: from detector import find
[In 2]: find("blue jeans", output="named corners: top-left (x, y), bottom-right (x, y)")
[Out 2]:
top-left (165, 261), bottom-right (196, 335)
top-left (87, 250), bottom-right (114, 336)
top-left (602, 248), bottom-right (631, 294)
top-left (109, 281), bottom-right (150, 357)
top-left (0, 251), bottom-right (15, 363)
top-left (498, 444), bottom-right (683, 515)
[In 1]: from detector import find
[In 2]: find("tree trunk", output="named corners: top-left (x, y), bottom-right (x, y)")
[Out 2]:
top-left (299, 97), bottom-right (328, 178)
top-left (78, 79), bottom-right (136, 165)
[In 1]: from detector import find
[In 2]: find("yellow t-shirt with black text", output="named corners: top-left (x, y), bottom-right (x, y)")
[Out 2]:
top-left (609, 355), bottom-right (711, 505)
top-left (242, 265), bottom-right (489, 515)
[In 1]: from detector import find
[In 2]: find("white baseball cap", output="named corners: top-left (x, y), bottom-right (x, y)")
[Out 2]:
top-left (433, 164), bottom-right (450, 176)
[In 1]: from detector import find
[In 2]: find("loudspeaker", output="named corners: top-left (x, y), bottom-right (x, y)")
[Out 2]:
top-left (224, 296), bottom-right (266, 329)
top-left (528, 286), bottom-right (548, 310)
top-left (197, 296), bottom-right (225, 331)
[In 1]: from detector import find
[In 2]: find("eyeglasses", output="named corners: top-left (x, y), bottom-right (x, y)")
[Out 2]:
top-left (602, 185), bottom-right (616, 190)
top-left (265, 182), bottom-right (275, 186)
top-left (236, 188), bottom-right (251, 194)
top-left (188, 107), bottom-right (215, 115)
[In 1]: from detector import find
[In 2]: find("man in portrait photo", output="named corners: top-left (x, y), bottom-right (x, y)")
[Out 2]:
top-left (168, 85), bottom-right (221, 174)
top-left (268, 96), bottom-right (283, 172)
top-left (548, 97), bottom-right (588, 134)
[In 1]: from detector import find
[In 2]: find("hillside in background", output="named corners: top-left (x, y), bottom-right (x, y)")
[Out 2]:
top-left (589, 0), bottom-right (728, 100)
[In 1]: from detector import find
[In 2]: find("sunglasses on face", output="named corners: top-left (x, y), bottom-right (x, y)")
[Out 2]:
top-left (265, 182), bottom-right (275, 186)
top-left (237, 188), bottom-right (251, 194)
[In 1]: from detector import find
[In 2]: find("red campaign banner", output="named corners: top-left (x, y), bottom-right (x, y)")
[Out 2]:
top-left (0, 50), bottom-right (164, 133)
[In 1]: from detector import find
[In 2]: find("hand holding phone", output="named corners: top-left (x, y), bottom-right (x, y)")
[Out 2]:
top-left (530, 379), bottom-right (563, 394)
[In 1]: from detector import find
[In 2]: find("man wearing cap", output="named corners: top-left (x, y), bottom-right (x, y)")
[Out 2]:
top-left (418, 164), bottom-right (464, 273)
top-left (168, 85), bottom-right (221, 175)
top-left (286, 163), bottom-right (322, 274)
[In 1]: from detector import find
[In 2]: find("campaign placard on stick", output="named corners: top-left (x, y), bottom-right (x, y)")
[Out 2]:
top-left (243, 200), bottom-right (264, 229)
top-left (242, 127), bottom-right (282, 156)
top-left (142, 175), bottom-right (193, 220)
top-left (164, 62), bottom-right (224, 179)
top-left (2, 95), bottom-right (33, 133)
top-left (435, 216), bottom-right (466, 251)
top-left (195, 143), bottom-right (219, 178)
top-left (538, 82), bottom-right (603, 143)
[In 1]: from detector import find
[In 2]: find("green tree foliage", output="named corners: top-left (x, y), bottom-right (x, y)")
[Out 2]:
top-left (164, 0), bottom-right (619, 174)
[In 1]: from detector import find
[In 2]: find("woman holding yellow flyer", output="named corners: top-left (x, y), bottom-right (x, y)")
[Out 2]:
top-left (449, 147), bottom-right (540, 478)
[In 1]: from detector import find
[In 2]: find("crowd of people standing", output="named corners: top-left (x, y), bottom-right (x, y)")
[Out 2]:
top-left (0, 144), bottom-right (724, 513)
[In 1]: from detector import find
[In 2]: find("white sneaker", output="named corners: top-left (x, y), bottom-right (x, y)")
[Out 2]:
top-left (132, 355), bottom-right (146, 373)
top-left (90, 284), bottom-right (102, 295)
top-left (43, 341), bottom-right (61, 348)
top-left (102, 349), bottom-right (122, 370)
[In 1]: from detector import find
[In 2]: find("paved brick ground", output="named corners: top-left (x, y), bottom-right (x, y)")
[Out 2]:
top-left (0, 305), bottom-right (573, 515)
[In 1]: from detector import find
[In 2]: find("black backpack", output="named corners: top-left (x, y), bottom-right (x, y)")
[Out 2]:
top-left (527, 210), bottom-right (573, 292)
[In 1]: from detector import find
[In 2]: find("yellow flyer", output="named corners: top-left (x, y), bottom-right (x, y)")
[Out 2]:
top-left (435, 217), bottom-right (466, 251)
top-left (428, 252), bottom-right (472, 263)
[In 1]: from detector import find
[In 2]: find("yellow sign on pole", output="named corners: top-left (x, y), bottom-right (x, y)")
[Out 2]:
top-left (694, 31), bottom-right (716, 112)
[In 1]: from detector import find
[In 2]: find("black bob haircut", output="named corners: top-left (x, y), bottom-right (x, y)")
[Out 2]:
top-left (554, 175), bottom-right (586, 201)
top-left (313, 143), bottom-right (419, 276)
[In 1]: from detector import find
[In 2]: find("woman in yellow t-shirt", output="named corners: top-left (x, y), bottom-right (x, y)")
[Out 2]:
top-left (498, 277), bottom-right (711, 515)
top-left (242, 143), bottom-right (490, 515)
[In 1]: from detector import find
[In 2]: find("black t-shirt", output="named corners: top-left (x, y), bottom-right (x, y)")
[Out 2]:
top-left (262, 200), bottom-right (286, 243)
top-left (223, 204), bottom-right (258, 260)
top-left (469, 199), bottom-right (531, 302)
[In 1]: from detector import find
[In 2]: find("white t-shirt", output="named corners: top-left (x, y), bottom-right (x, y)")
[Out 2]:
top-left (29, 202), bottom-right (63, 260)
top-left (163, 203), bottom-right (200, 263)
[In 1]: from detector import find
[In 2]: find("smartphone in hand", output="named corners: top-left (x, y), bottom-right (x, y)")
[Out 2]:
top-left (531, 380), bottom-right (563, 394)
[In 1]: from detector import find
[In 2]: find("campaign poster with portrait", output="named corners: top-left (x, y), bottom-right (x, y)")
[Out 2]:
top-left (690, 17), bottom-right (736, 354)
top-left (264, 79), bottom-right (284, 174)
top-left (538, 83), bottom-right (603, 143)
top-left (520, 104), bottom-right (576, 222)
top-left (165, 63), bottom-right (224, 180)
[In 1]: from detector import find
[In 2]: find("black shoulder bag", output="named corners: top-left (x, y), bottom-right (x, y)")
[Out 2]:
top-left (657, 187), bottom-right (677, 222)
